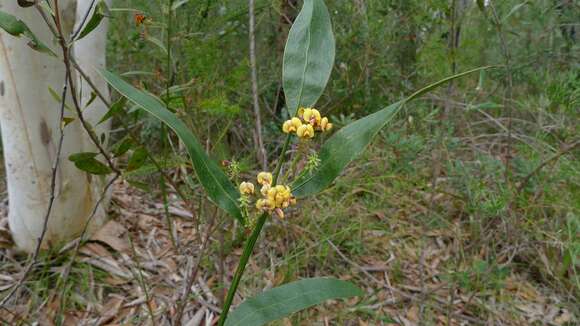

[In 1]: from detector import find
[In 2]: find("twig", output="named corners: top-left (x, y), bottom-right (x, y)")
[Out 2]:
top-left (516, 140), bottom-right (580, 193)
top-left (0, 80), bottom-right (68, 308)
top-left (249, 0), bottom-right (267, 170)
top-left (489, 1), bottom-right (514, 185)
top-left (174, 207), bottom-right (220, 325)
top-left (128, 234), bottom-right (156, 326)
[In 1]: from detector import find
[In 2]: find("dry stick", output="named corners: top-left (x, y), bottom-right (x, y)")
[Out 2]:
top-left (0, 81), bottom-right (68, 308)
top-left (325, 239), bottom-right (486, 325)
top-left (489, 1), bottom-right (514, 185)
top-left (174, 207), bottom-right (220, 325)
top-left (249, 0), bottom-right (268, 170)
top-left (128, 234), bottom-right (156, 326)
top-left (516, 140), bottom-right (580, 193)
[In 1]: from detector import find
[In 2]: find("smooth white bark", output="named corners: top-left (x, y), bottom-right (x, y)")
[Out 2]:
top-left (0, 1), bottom-right (111, 252)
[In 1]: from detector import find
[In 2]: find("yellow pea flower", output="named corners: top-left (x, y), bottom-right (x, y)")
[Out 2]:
top-left (296, 124), bottom-right (315, 139)
top-left (239, 181), bottom-right (255, 195)
top-left (297, 107), bottom-right (306, 119)
top-left (256, 198), bottom-right (275, 211)
top-left (303, 108), bottom-right (322, 127)
top-left (260, 184), bottom-right (271, 197)
top-left (320, 117), bottom-right (333, 132)
top-left (257, 172), bottom-right (273, 185)
top-left (282, 117), bottom-right (302, 133)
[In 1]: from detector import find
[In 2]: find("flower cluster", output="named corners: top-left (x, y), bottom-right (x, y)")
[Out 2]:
top-left (238, 172), bottom-right (297, 220)
top-left (282, 107), bottom-right (333, 139)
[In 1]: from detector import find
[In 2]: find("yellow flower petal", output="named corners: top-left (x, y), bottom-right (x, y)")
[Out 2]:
top-left (257, 172), bottom-right (273, 185)
top-left (239, 181), bottom-right (255, 195)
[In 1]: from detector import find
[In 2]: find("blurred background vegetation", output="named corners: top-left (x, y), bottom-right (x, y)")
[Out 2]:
top-left (102, 0), bottom-right (580, 323)
top-left (0, 0), bottom-right (569, 324)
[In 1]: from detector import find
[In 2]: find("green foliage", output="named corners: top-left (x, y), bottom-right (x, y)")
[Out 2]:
top-left (225, 278), bottom-right (362, 326)
top-left (200, 95), bottom-right (241, 118)
top-left (283, 0), bottom-right (335, 115)
top-left (0, 10), bottom-right (55, 56)
top-left (77, 0), bottom-right (109, 40)
top-left (293, 66), bottom-right (492, 198)
top-left (100, 69), bottom-right (243, 222)
top-left (68, 152), bottom-right (112, 175)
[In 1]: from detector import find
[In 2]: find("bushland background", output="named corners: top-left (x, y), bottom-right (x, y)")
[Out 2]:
top-left (0, 0), bottom-right (578, 324)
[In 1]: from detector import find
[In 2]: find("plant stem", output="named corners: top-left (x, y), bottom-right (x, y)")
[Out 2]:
top-left (273, 134), bottom-right (292, 182)
top-left (218, 133), bottom-right (292, 325)
top-left (217, 212), bottom-right (267, 326)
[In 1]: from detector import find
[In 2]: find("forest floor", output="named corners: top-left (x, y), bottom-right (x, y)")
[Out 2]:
top-left (0, 139), bottom-right (577, 325)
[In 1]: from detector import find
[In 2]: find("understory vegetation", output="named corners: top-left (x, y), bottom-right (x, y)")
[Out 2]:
top-left (0, 0), bottom-right (578, 324)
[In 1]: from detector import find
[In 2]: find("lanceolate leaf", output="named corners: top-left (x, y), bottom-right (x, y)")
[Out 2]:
top-left (225, 278), bottom-right (363, 326)
top-left (283, 0), bottom-right (335, 115)
top-left (99, 69), bottom-right (243, 221)
top-left (0, 10), bottom-right (56, 56)
top-left (69, 152), bottom-right (112, 175)
top-left (292, 66), bottom-right (494, 197)
top-left (77, 0), bottom-right (109, 41)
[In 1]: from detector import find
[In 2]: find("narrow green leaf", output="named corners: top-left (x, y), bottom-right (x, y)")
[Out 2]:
top-left (69, 152), bottom-right (111, 175)
top-left (62, 117), bottom-right (75, 126)
top-left (292, 66), bottom-right (494, 197)
top-left (48, 86), bottom-right (74, 112)
top-left (171, 0), bottom-right (191, 11)
top-left (99, 69), bottom-right (243, 221)
top-left (145, 35), bottom-right (168, 55)
top-left (225, 278), bottom-right (362, 326)
top-left (127, 147), bottom-right (148, 172)
top-left (0, 10), bottom-right (56, 56)
top-left (85, 92), bottom-right (98, 108)
top-left (282, 0), bottom-right (335, 115)
top-left (112, 137), bottom-right (133, 157)
top-left (98, 97), bottom-right (126, 125)
top-left (77, 0), bottom-right (109, 40)
top-left (69, 152), bottom-right (99, 162)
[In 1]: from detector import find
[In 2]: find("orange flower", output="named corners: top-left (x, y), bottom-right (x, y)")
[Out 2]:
top-left (134, 13), bottom-right (147, 26)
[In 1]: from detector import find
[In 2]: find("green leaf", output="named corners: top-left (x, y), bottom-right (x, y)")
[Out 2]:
top-left (77, 0), bottom-right (109, 40)
top-left (69, 152), bottom-right (99, 162)
top-left (282, 0), bottom-right (335, 115)
top-left (127, 147), bottom-right (148, 172)
top-left (112, 137), bottom-right (133, 157)
top-left (225, 278), bottom-right (362, 326)
top-left (292, 66), bottom-right (494, 197)
top-left (69, 152), bottom-right (112, 175)
top-left (98, 97), bottom-right (126, 125)
top-left (99, 69), bottom-right (243, 221)
top-left (0, 10), bottom-right (56, 56)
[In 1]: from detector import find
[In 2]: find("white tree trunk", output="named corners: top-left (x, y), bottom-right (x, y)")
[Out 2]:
top-left (0, 1), bottom-right (111, 252)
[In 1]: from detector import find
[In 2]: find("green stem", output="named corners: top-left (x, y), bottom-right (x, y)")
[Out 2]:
top-left (218, 134), bottom-right (292, 325)
top-left (217, 213), bottom-right (267, 326)
top-left (273, 134), bottom-right (292, 182)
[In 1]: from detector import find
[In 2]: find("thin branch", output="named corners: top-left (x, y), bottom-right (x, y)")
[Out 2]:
top-left (174, 207), bottom-right (220, 325)
top-left (0, 81), bottom-right (68, 307)
top-left (489, 1), bottom-right (514, 185)
top-left (516, 140), bottom-right (580, 193)
top-left (249, 0), bottom-right (267, 170)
